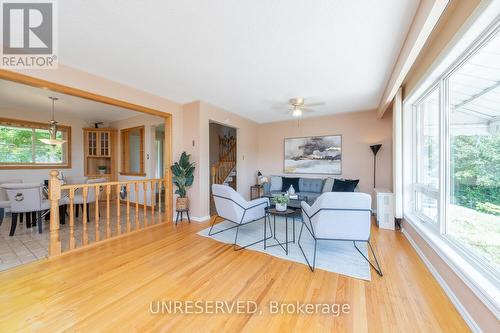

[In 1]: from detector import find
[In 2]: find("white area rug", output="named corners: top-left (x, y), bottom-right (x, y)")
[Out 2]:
top-left (198, 217), bottom-right (371, 281)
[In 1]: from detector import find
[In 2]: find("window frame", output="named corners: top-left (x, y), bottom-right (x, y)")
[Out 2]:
top-left (0, 117), bottom-right (72, 169)
top-left (412, 84), bottom-right (441, 228)
top-left (406, 20), bottom-right (500, 285)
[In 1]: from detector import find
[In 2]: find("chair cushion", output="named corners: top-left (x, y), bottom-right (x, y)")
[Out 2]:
top-left (332, 179), bottom-right (359, 192)
top-left (299, 178), bottom-right (324, 193)
top-left (322, 177), bottom-right (335, 193)
top-left (269, 176), bottom-right (282, 192)
top-left (281, 177), bottom-right (299, 192)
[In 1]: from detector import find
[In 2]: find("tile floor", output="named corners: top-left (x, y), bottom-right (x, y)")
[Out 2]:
top-left (0, 203), bottom-right (168, 271)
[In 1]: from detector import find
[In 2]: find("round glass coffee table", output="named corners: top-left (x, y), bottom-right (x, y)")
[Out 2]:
top-left (265, 208), bottom-right (295, 255)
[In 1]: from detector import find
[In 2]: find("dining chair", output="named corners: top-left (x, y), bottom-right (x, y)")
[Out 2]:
top-left (3, 183), bottom-right (49, 236)
top-left (0, 179), bottom-right (23, 226)
top-left (73, 178), bottom-right (106, 222)
top-left (65, 176), bottom-right (88, 218)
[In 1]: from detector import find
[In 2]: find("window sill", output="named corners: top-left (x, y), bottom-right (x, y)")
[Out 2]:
top-left (404, 213), bottom-right (500, 319)
top-left (0, 164), bottom-right (71, 170)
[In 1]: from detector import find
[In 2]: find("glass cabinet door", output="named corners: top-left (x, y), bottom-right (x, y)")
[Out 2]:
top-left (88, 131), bottom-right (98, 156)
top-left (100, 131), bottom-right (110, 156)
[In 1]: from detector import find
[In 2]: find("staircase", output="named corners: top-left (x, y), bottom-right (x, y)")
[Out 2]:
top-left (211, 136), bottom-right (236, 189)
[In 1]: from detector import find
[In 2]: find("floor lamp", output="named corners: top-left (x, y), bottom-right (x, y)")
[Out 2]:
top-left (370, 144), bottom-right (382, 188)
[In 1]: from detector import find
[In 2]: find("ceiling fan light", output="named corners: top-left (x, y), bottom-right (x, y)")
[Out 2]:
top-left (292, 108), bottom-right (302, 117)
top-left (39, 138), bottom-right (66, 146)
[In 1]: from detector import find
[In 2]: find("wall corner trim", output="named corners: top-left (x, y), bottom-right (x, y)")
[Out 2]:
top-left (402, 227), bottom-right (482, 333)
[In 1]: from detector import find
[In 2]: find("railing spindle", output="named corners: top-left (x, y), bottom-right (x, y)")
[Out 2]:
top-left (94, 185), bottom-right (100, 242)
top-left (82, 187), bottom-right (88, 246)
top-left (69, 188), bottom-right (75, 250)
top-left (150, 180), bottom-right (155, 223)
top-left (48, 170), bottom-right (61, 256)
top-left (106, 185), bottom-right (111, 238)
top-left (143, 182), bottom-right (148, 227)
top-left (126, 183), bottom-right (131, 232)
top-left (135, 182), bottom-right (140, 230)
top-left (116, 184), bottom-right (121, 235)
top-left (158, 181), bottom-right (162, 221)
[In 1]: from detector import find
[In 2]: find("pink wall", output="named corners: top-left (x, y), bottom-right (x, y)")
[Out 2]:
top-left (182, 101), bottom-right (259, 219)
top-left (257, 110), bottom-right (393, 205)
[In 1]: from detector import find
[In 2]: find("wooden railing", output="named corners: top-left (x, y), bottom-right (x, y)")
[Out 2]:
top-left (211, 138), bottom-right (236, 185)
top-left (219, 136), bottom-right (236, 162)
top-left (48, 170), bottom-right (170, 257)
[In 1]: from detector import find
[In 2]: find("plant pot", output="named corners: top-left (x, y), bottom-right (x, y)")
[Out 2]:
top-left (275, 203), bottom-right (287, 212)
top-left (176, 197), bottom-right (189, 211)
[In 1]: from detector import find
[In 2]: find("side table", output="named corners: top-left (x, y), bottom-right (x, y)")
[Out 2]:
top-left (250, 185), bottom-right (264, 200)
top-left (265, 208), bottom-right (295, 255)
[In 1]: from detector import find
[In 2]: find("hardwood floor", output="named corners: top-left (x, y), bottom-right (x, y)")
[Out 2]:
top-left (0, 218), bottom-right (469, 332)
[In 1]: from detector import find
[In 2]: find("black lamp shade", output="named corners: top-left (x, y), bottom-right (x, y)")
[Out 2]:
top-left (370, 144), bottom-right (382, 156)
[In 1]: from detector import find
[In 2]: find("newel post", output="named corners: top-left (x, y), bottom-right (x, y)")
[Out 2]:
top-left (49, 170), bottom-right (62, 256)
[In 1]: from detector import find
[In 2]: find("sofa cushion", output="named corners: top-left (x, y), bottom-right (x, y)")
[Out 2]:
top-left (298, 191), bottom-right (322, 202)
top-left (269, 176), bottom-right (282, 192)
top-left (299, 178), bottom-right (324, 193)
top-left (332, 179), bottom-right (359, 192)
top-left (322, 177), bottom-right (335, 193)
top-left (281, 177), bottom-right (299, 193)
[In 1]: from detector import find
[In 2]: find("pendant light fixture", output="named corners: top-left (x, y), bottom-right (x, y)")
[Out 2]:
top-left (40, 96), bottom-right (66, 146)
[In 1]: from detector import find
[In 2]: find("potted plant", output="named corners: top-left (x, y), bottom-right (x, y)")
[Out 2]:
top-left (273, 194), bottom-right (290, 212)
top-left (171, 152), bottom-right (195, 211)
top-left (98, 165), bottom-right (107, 174)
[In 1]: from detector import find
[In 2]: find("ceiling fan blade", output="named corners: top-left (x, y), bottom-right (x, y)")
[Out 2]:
top-left (301, 108), bottom-right (316, 112)
top-left (303, 102), bottom-right (325, 107)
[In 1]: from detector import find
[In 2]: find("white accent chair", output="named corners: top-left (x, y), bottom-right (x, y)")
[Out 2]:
top-left (3, 183), bottom-right (50, 235)
top-left (298, 192), bottom-right (383, 276)
top-left (210, 184), bottom-right (271, 250)
top-left (0, 179), bottom-right (22, 226)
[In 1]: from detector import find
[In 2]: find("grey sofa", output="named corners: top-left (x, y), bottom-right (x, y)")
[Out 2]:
top-left (263, 176), bottom-right (359, 203)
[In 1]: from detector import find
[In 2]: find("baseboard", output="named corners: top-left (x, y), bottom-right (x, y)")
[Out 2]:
top-left (172, 213), bottom-right (210, 223)
top-left (402, 228), bottom-right (482, 333)
top-left (190, 215), bottom-right (210, 222)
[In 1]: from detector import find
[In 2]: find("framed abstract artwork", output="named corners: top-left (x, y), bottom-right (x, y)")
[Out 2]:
top-left (283, 135), bottom-right (342, 174)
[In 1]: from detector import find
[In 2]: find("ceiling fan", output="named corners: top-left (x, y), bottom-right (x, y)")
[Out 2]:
top-left (285, 97), bottom-right (324, 118)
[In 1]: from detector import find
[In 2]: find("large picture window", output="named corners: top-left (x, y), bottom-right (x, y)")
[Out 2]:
top-left (0, 118), bottom-right (71, 168)
top-left (409, 23), bottom-right (500, 279)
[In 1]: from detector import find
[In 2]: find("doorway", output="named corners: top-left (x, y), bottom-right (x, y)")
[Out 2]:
top-left (209, 121), bottom-right (237, 215)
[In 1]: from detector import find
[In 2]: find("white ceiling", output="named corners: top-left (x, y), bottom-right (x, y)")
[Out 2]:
top-left (0, 79), bottom-right (140, 122)
top-left (58, 0), bottom-right (420, 123)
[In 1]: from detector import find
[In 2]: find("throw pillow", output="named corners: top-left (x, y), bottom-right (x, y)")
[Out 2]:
top-left (332, 179), bottom-right (359, 192)
top-left (281, 177), bottom-right (300, 193)
top-left (322, 177), bottom-right (335, 193)
top-left (269, 176), bottom-right (282, 192)
top-left (299, 178), bottom-right (324, 193)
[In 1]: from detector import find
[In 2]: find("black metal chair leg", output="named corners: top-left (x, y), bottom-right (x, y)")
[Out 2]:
top-left (20, 212), bottom-right (23, 224)
top-left (297, 222), bottom-right (317, 272)
top-left (353, 241), bottom-right (383, 277)
top-left (0, 208), bottom-right (4, 226)
top-left (9, 213), bottom-right (18, 236)
top-left (86, 205), bottom-right (90, 222)
top-left (75, 204), bottom-right (79, 218)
